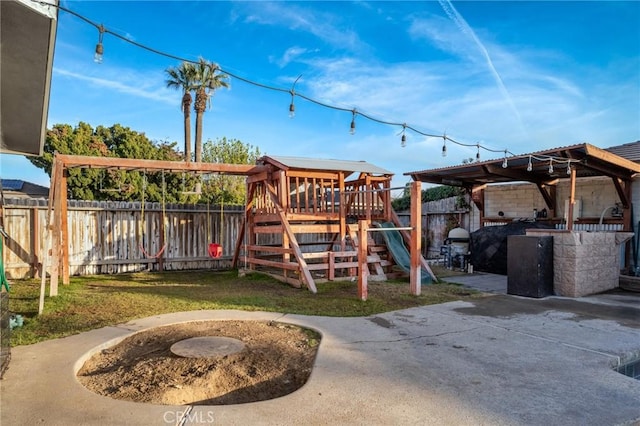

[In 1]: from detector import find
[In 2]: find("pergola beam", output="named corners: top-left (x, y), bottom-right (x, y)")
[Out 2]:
top-left (535, 182), bottom-right (557, 214)
top-left (55, 154), bottom-right (267, 176)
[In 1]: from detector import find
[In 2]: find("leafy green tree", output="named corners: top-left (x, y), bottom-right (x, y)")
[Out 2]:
top-left (192, 58), bottom-right (230, 163)
top-left (391, 184), bottom-right (467, 211)
top-left (165, 62), bottom-right (196, 161)
top-left (28, 122), bottom-right (183, 202)
top-left (200, 137), bottom-right (261, 205)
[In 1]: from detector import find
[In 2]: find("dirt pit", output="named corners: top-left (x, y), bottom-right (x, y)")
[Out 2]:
top-left (77, 320), bottom-right (320, 405)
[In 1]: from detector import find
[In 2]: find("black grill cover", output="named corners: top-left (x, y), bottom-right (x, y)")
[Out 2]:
top-left (470, 221), bottom-right (554, 275)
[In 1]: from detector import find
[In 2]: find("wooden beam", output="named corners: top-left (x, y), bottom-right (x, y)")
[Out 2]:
top-left (483, 164), bottom-right (534, 182)
top-left (60, 168), bottom-right (69, 285)
top-left (246, 171), bottom-right (268, 184)
top-left (584, 144), bottom-right (640, 174)
top-left (612, 177), bottom-right (631, 208)
top-left (567, 168), bottom-right (576, 231)
top-left (535, 182), bottom-right (557, 213)
top-left (50, 158), bottom-right (63, 296)
top-left (266, 184), bottom-right (317, 293)
top-left (410, 181), bottom-right (421, 296)
top-left (286, 170), bottom-right (340, 180)
top-left (56, 154), bottom-right (267, 176)
top-left (39, 157), bottom-right (58, 314)
top-left (358, 220), bottom-right (368, 301)
top-left (581, 157), bottom-right (635, 180)
top-left (339, 172), bottom-right (347, 250)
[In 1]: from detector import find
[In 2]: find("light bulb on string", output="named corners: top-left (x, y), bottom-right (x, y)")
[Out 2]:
top-left (288, 94), bottom-right (295, 118)
top-left (441, 136), bottom-right (447, 157)
top-left (288, 75), bottom-right (301, 119)
top-left (94, 24), bottom-right (105, 63)
top-left (527, 156), bottom-right (533, 172)
top-left (400, 124), bottom-right (407, 147)
top-left (566, 162), bottom-right (572, 175)
top-left (502, 150), bottom-right (508, 168)
top-left (476, 144), bottom-right (480, 161)
top-left (350, 110), bottom-right (356, 135)
top-left (548, 158), bottom-right (554, 174)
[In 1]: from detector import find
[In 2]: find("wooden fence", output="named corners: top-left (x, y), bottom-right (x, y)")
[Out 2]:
top-left (2, 195), bottom-right (472, 279)
top-left (395, 195), bottom-right (471, 260)
top-left (1, 198), bottom-right (246, 279)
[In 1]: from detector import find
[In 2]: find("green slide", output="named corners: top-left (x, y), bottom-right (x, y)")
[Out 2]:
top-left (375, 222), bottom-right (432, 284)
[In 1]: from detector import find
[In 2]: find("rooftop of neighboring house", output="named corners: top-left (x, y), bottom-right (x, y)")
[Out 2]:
top-left (1, 179), bottom-right (49, 198)
top-left (605, 140), bottom-right (640, 162)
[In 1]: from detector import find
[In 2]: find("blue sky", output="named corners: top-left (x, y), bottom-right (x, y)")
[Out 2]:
top-left (2, 0), bottom-right (639, 190)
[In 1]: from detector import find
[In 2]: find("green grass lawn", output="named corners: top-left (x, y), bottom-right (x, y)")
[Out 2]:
top-left (6, 266), bottom-right (481, 345)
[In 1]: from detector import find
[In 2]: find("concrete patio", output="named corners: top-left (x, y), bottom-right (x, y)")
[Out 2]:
top-left (1, 273), bottom-right (639, 425)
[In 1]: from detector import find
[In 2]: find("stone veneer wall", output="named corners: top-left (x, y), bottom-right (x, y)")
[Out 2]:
top-left (525, 230), bottom-right (632, 297)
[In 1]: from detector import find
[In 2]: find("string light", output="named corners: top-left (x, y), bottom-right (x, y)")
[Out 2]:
top-left (502, 150), bottom-right (508, 168)
top-left (520, 154), bottom-right (581, 175)
top-left (350, 109), bottom-right (356, 135)
top-left (288, 75), bottom-right (301, 119)
top-left (441, 136), bottom-right (447, 157)
top-left (400, 124), bottom-right (407, 147)
top-left (288, 94), bottom-right (295, 118)
top-left (94, 24), bottom-right (105, 63)
top-left (39, 0), bottom-right (531, 157)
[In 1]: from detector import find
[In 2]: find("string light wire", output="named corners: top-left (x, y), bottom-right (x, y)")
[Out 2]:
top-left (36, 0), bottom-right (581, 170)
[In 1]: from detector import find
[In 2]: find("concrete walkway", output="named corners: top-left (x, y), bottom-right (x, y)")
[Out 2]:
top-left (1, 274), bottom-right (639, 426)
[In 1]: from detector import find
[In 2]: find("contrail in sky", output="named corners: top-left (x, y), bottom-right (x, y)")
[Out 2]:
top-left (438, 0), bottom-right (526, 136)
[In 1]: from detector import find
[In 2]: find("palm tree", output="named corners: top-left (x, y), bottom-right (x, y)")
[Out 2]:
top-left (192, 58), bottom-right (230, 163)
top-left (165, 62), bottom-right (196, 162)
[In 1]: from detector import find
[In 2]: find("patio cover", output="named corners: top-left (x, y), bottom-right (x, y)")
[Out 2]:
top-left (405, 143), bottom-right (640, 188)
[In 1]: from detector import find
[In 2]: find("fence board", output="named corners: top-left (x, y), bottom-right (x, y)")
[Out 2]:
top-left (1, 198), bottom-right (245, 278)
top-left (2, 195), bottom-right (474, 278)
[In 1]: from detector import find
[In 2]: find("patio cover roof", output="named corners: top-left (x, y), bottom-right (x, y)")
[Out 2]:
top-left (1, 0), bottom-right (58, 156)
top-left (405, 143), bottom-right (640, 188)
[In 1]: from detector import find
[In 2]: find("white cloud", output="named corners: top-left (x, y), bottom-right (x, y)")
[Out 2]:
top-left (241, 2), bottom-right (366, 51)
top-left (53, 68), bottom-right (175, 105)
top-left (271, 46), bottom-right (314, 68)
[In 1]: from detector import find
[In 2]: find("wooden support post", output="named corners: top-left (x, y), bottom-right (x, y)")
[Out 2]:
top-left (567, 168), bottom-right (576, 231)
top-left (410, 181), bottom-right (421, 296)
top-left (339, 173), bottom-right (346, 250)
top-left (328, 252), bottom-right (335, 281)
top-left (40, 158), bottom-right (58, 313)
top-left (50, 159), bottom-right (63, 296)
top-left (60, 169), bottom-right (69, 285)
top-left (365, 176), bottom-right (372, 222)
top-left (358, 220), bottom-right (368, 301)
